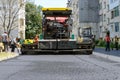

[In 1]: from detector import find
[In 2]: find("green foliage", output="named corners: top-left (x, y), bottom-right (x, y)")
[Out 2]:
top-left (95, 40), bottom-right (99, 45)
top-left (25, 2), bottom-right (42, 39)
top-left (110, 41), bottom-right (114, 49)
top-left (97, 40), bottom-right (106, 47)
top-left (119, 44), bottom-right (120, 49)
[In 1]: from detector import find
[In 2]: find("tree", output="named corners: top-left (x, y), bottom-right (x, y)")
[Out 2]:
top-left (25, 2), bottom-right (42, 39)
top-left (0, 0), bottom-right (25, 36)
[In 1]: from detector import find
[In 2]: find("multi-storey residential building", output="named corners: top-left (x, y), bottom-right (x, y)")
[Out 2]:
top-left (99, 0), bottom-right (120, 39)
top-left (67, 0), bottom-right (99, 39)
top-left (0, 0), bottom-right (25, 39)
top-left (17, 0), bottom-right (26, 39)
top-left (109, 0), bottom-right (120, 38)
top-left (99, 0), bottom-right (109, 38)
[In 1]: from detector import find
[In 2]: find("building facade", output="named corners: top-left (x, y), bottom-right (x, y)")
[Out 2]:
top-left (99, 0), bottom-right (110, 38)
top-left (109, 0), bottom-right (120, 38)
top-left (0, 0), bottom-right (26, 39)
top-left (99, 0), bottom-right (120, 39)
top-left (67, 0), bottom-right (99, 39)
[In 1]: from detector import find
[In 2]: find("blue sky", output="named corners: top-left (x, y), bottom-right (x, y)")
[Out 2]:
top-left (35, 0), bottom-right (68, 7)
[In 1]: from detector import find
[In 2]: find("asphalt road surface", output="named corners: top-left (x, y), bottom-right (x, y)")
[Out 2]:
top-left (0, 53), bottom-right (120, 80)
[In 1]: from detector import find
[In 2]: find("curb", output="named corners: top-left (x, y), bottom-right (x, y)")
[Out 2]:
top-left (0, 53), bottom-right (19, 61)
top-left (93, 52), bottom-right (120, 62)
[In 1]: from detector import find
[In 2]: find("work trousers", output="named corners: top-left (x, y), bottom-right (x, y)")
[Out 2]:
top-left (105, 42), bottom-right (110, 51)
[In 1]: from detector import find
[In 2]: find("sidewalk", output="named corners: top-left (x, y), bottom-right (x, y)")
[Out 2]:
top-left (0, 51), bottom-right (19, 61)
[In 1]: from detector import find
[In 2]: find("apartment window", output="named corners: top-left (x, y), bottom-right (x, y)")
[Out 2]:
top-left (104, 2), bottom-right (106, 9)
top-left (100, 26), bottom-right (102, 33)
top-left (115, 22), bottom-right (119, 32)
top-left (114, 7), bottom-right (119, 17)
top-left (111, 25), bottom-right (114, 32)
top-left (111, 11), bottom-right (114, 19)
top-left (111, 6), bottom-right (119, 19)
top-left (104, 14), bottom-right (106, 21)
top-left (107, 4), bottom-right (109, 11)
top-left (76, 1), bottom-right (79, 8)
top-left (99, 3), bottom-right (102, 10)
top-left (107, 18), bottom-right (110, 24)
top-left (99, 15), bottom-right (103, 22)
top-left (20, 18), bottom-right (24, 27)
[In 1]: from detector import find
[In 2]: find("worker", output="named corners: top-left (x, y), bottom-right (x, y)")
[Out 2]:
top-left (34, 35), bottom-right (39, 44)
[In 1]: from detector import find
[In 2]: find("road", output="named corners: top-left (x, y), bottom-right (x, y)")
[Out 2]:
top-left (0, 53), bottom-right (120, 80)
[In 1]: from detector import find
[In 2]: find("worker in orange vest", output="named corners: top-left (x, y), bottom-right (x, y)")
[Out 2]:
top-left (34, 35), bottom-right (39, 44)
top-left (105, 34), bottom-right (110, 51)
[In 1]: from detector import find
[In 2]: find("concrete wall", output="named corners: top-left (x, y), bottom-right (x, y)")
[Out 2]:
top-left (79, 0), bottom-right (99, 23)
top-left (67, 0), bottom-right (99, 39)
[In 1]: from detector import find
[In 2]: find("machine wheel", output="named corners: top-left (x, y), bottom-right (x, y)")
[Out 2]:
top-left (21, 51), bottom-right (27, 55)
top-left (87, 51), bottom-right (93, 55)
top-left (92, 44), bottom-right (95, 50)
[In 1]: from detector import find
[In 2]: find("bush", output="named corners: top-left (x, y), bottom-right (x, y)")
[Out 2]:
top-left (97, 40), bottom-right (106, 47)
top-left (110, 41), bottom-right (114, 49)
top-left (119, 44), bottom-right (120, 49)
top-left (95, 40), bottom-right (99, 45)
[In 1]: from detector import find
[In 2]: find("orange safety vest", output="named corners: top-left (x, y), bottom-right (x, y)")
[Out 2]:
top-left (34, 37), bottom-right (39, 44)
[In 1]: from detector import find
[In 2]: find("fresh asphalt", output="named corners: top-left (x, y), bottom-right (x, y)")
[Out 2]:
top-left (93, 47), bottom-right (120, 62)
top-left (94, 47), bottom-right (120, 57)
top-left (1, 47), bottom-right (120, 62)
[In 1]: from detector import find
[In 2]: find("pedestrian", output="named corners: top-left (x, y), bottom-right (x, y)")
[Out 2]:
top-left (105, 33), bottom-right (110, 51)
top-left (16, 38), bottom-right (21, 54)
top-left (0, 35), bottom-right (4, 52)
top-left (115, 36), bottom-right (119, 50)
top-left (1, 32), bottom-right (8, 52)
top-left (10, 37), bottom-right (19, 53)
